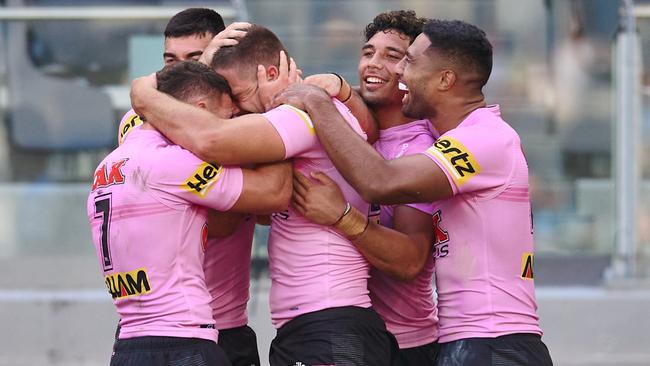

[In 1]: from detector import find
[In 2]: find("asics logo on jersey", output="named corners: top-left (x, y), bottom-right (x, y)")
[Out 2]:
top-left (432, 210), bottom-right (450, 258)
top-left (182, 162), bottom-right (223, 197)
top-left (105, 268), bottom-right (151, 299)
top-left (92, 158), bottom-right (129, 191)
top-left (428, 137), bottom-right (480, 186)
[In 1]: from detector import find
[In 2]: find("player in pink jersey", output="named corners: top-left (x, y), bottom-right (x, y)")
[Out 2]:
top-left (274, 19), bottom-right (553, 366)
top-left (88, 61), bottom-right (291, 366)
top-left (114, 10), bottom-right (261, 365)
top-left (118, 8), bottom-right (226, 144)
top-left (296, 10), bottom-right (439, 366)
top-left (130, 25), bottom-right (396, 366)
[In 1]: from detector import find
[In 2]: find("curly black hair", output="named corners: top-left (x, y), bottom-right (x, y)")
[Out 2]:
top-left (364, 10), bottom-right (427, 44)
top-left (423, 19), bottom-right (493, 87)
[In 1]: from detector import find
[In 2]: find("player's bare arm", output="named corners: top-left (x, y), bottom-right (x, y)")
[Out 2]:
top-left (292, 171), bottom-right (432, 281)
top-left (304, 73), bottom-right (378, 143)
top-left (131, 51), bottom-right (301, 165)
top-left (230, 161), bottom-right (292, 214)
top-left (130, 75), bottom-right (285, 164)
top-left (274, 83), bottom-right (452, 205)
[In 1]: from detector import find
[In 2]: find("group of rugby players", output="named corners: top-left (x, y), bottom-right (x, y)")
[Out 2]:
top-left (87, 7), bottom-right (553, 366)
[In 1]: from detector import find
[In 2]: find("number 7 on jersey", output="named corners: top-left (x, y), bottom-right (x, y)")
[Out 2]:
top-left (94, 193), bottom-right (113, 271)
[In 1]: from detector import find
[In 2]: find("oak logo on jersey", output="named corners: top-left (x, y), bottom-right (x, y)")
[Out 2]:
top-left (105, 268), bottom-right (151, 299)
top-left (182, 162), bottom-right (223, 197)
top-left (118, 113), bottom-right (144, 145)
top-left (92, 158), bottom-right (129, 191)
top-left (521, 252), bottom-right (534, 280)
top-left (432, 210), bottom-right (450, 258)
top-left (427, 137), bottom-right (480, 187)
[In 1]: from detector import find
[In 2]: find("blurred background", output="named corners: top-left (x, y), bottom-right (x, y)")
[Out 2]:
top-left (0, 0), bottom-right (648, 365)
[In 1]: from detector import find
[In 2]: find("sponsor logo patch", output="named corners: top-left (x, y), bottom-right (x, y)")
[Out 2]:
top-left (118, 114), bottom-right (144, 145)
top-left (521, 252), bottom-right (534, 280)
top-left (432, 210), bottom-right (450, 258)
top-left (427, 137), bottom-right (480, 186)
top-left (182, 162), bottom-right (223, 197)
top-left (92, 158), bottom-right (128, 191)
top-left (105, 268), bottom-right (151, 299)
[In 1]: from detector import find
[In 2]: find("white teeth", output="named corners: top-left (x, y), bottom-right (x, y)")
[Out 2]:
top-left (365, 76), bottom-right (386, 84)
top-left (398, 82), bottom-right (408, 91)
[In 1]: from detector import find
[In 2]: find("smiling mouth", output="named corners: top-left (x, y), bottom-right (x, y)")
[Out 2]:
top-left (364, 76), bottom-right (388, 85)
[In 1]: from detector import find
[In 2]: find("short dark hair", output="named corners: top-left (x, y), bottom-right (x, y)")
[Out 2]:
top-left (210, 25), bottom-right (288, 79)
top-left (164, 8), bottom-right (225, 39)
top-left (423, 19), bottom-right (493, 87)
top-left (364, 10), bottom-right (427, 44)
top-left (156, 61), bottom-right (231, 102)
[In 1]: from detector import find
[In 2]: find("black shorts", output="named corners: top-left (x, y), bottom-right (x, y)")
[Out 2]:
top-left (218, 325), bottom-right (261, 366)
top-left (110, 336), bottom-right (231, 366)
top-left (392, 340), bottom-right (439, 366)
top-left (269, 306), bottom-right (398, 366)
top-left (436, 333), bottom-right (553, 366)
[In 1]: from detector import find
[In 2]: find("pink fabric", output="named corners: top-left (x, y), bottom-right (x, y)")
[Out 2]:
top-left (262, 100), bottom-right (371, 328)
top-left (204, 216), bottom-right (255, 330)
top-left (87, 128), bottom-right (244, 342)
top-left (370, 119), bottom-right (439, 348)
top-left (420, 105), bottom-right (542, 343)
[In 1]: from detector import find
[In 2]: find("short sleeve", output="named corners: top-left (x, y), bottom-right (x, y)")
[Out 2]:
top-left (262, 100), bottom-right (366, 160)
top-left (262, 104), bottom-right (319, 159)
top-left (149, 146), bottom-right (244, 211)
top-left (420, 128), bottom-right (514, 195)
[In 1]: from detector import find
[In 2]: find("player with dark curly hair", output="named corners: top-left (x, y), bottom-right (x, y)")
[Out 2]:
top-left (299, 10), bottom-right (440, 366)
top-left (275, 18), bottom-right (554, 366)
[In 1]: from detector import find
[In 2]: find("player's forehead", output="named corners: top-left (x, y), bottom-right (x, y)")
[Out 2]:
top-left (163, 33), bottom-right (212, 56)
top-left (363, 29), bottom-right (410, 53)
top-left (214, 66), bottom-right (253, 93)
top-left (407, 33), bottom-right (431, 58)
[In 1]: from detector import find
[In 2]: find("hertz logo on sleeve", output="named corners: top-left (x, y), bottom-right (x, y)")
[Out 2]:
top-left (182, 162), bottom-right (223, 198)
top-left (105, 268), bottom-right (151, 300)
top-left (427, 137), bottom-right (480, 186)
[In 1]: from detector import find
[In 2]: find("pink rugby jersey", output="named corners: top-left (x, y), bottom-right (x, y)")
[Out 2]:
top-left (370, 119), bottom-right (439, 348)
top-left (117, 110), bottom-right (254, 331)
top-left (262, 100), bottom-right (371, 328)
top-left (203, 215), bottom-right (255, 330)
top-left (87, 127), bottom-right (244, 342)
top-left (420, 105), bottom-right (542, 343)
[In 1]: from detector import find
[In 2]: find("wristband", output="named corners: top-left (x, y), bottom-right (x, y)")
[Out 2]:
top-left (331, 72), bottom-right (352, 103)
top-left (332, 202), bottom-right (352, 226)
top-left (334, 206), bottom-right (368, 239)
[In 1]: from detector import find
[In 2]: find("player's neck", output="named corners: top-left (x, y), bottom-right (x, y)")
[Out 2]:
top-left (373, 104), bottom-right (414, 130)
top-left (431, 95), bottom-right (486, 135)
top-left (139, 121), bottom-right (155, 131)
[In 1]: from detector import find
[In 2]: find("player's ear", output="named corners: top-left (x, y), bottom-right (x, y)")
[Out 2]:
top-left (266, 65), bottom-right (279, 81)
top-left (438, 69), bottom-right (456, 91)
top-left (196, 101), bottom-right (207, 109)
